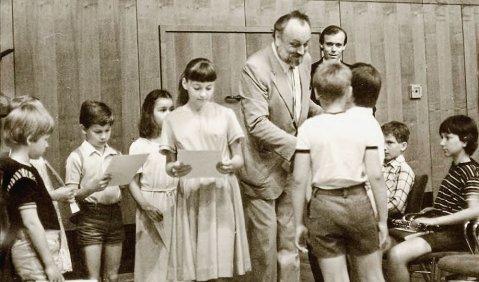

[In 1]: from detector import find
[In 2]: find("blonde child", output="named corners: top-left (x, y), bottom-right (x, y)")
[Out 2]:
top-left (293, 62), bottom-right (387, 282)
top-left (2, 103), bottom-right (65, 281)
top-left (160, 58), bottom-right (251, 281)
top-left (65, 100), bottom-right (122, 282)
top-left (9, 95), bottom-right (75, 273)
top-left (128, 89), bottom-right (177, 281)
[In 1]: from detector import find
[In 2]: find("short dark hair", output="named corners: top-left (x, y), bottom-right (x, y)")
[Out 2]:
top-left (79, 100), bottom-right (114, 129)
top-left (312, 61), bottom-right (351, 102)
top-left (273, 10), bottom-right (311, 38)
top-left (319, 25), bottom-right (348, 45)
top-left (139, 89), bottom-right (173, 138)
top-left (177, 58), bottom-right (217, 107)
top-left (439, 115), bottom-right (478, 156)
top-left (350, 62), bottom-right (382, 108)
top-left (382, 121), bottom-right (410, 143)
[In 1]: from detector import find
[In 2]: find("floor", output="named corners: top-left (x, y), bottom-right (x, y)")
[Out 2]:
top-left (116, 252), bottom-right (431, 282)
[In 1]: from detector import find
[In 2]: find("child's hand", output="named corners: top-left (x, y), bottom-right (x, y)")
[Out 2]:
top-left (217, 159), bottom-right (234, 174)
top-left (90, 173), bottom-right (112, 192)
top-left (378, 222), bottom-right (390, 250)
top-left (51, 186), bottom-right (76, 202)
top-left (45, 264), bottom-right (64, 282)
top-left (169, 162), bottom-right (191, 177)
top-left (412, 217), bottom-right (437, 227)
top-left (294, 224), bottom-right (309, 253)
top-left (141, 203), bottom-right (164, 222)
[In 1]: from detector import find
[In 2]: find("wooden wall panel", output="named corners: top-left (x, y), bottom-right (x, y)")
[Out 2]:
top-left (0, 0), bottom-right (14, 98)
top-left (462, 5), bottom-right (479, 127)
top-left (137, 0), bottom-right (244, 102)
top-left (424, 4), bottom-right (467, 196)
top-left (341, 2), bottom-right (432, 190)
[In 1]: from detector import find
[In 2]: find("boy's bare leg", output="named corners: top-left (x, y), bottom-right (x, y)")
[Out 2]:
top-left (350, 250), bottom-right (384, 282)
top-left (318, 255), bottom-right (349, 282)
top-left (82, 244), bottom-right (103, 280)
top-left (386, 237), bottom-right (431, 282)
top-left (102, 243), bottom-right (122, 282)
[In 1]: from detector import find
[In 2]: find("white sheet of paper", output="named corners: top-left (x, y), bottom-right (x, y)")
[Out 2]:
top-left (105, 154), bottom-right (149, 186)
top-left (177, 150), bottom-right (222, 178)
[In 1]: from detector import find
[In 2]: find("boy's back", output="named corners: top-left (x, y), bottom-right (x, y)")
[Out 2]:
top-left (298, 109), bottom-right (383, 189)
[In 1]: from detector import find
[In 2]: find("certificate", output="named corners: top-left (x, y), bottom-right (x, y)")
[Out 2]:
top-left (105, 154), bottom-right (149, 186)
top-left (177, 150), bottom-right (222, 178)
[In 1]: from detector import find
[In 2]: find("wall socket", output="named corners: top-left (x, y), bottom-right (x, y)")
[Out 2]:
top-left (409, 84), bottom-right (422, 99)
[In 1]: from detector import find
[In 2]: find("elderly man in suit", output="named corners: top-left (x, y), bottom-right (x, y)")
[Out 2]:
top-left (238, 10), bottom-right (322, 282)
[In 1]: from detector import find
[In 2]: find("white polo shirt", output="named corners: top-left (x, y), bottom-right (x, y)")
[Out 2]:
top-left (296, 109), bottom-right (384, 189)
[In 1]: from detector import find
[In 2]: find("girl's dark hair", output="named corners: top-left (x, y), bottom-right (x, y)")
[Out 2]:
top-left (177, 58), bottom-right (217, 106)
top-left (79, 100), bottom-right (114, 129)
top-left (139, 89), bottom-right (172, 138)
top-left (439, 115), bottom-right (478, 156)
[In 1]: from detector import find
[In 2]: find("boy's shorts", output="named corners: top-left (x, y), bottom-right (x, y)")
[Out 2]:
top-left (422, 225), bottom-right (469, 252)
top-left (306, 183), bottom-right (379, 258)
top-left (76, 202), bottom-right (125, 246)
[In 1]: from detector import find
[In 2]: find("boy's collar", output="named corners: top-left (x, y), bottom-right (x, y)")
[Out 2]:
top-left (384, 154), bottom-right (405, 167)
top-left (80, 140), bottom-right (117, 156)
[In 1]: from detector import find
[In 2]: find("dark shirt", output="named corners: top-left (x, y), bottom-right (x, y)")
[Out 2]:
top-left (310, 58), bottom-right (351, 105)
top-left (1, 157), bottom-right (59, 231)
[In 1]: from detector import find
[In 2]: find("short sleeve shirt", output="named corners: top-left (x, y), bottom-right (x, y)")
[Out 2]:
top-left (2, 157), bottom-right (60, 230)
top-left (296, 110), bottom-right (384, 189)
top-left (65, 141), bottom-right (121, 204)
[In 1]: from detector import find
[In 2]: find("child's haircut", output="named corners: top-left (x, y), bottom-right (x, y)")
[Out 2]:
top-left (79, 100), bottom-right (114, 129)
top-left (3, 103), bottom-right (54, 147)
top-left (351, 62), bottom-right (382, 108)
top-left (439, 115), bottom-right (478, 156)
top-left (139, 89), bottom-right (173, 138)
top-left (177, 58), bottom-right (217, 106)
top-left (382, 121), bottom-right (410, 143)
top-left (9, 95), bottom-right (43, 111)
top-left (312, 61), bottom-right (351, 102)
top-left (319, 25), bottom-right (347, 45)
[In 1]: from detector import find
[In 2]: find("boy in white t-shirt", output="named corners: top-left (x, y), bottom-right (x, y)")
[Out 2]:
top-left (292, 62), bottom-right (388, 281)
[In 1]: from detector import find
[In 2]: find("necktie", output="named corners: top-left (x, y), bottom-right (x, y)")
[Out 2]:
top-left (289, 67), bottom-right (301, 121)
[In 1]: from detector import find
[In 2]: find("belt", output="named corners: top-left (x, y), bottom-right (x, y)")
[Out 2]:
top-left (79, 201), bottom-right (120, 209)
top-left (312, 183), bottom-right (365, 198)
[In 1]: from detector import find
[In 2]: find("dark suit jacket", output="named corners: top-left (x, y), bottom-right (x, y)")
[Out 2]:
top-left (310, 58), bottom-right (351, 105)
top-left (238, 45), bottom-right (322, 200)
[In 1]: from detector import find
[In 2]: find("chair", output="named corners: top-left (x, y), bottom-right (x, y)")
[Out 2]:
top-left (404, 174), bottom-right (429, 214)
top-left (408, 220), bottom-right (477, 282)
top-left (437, 220), bottom-right (479, 281)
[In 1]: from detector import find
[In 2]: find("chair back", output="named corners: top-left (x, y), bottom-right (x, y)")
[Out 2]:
top-left (404, 174), bottom-right (429, 214)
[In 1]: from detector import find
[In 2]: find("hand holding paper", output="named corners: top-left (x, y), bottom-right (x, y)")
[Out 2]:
top-left (169, 161), bottom-right (192, 177)
top-left (104, 154), bottom-right (149, 186)
top-left (177, 150), bottom-right (221, 178)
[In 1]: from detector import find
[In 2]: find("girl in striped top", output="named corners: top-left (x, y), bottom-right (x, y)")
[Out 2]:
top-left (387, 115), bottom-right (479, 282)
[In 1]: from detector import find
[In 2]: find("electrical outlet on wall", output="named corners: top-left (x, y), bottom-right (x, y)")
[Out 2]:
top-left (409, 84), bottom-right (422, 99)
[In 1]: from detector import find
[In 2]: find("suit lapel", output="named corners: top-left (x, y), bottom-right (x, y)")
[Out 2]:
top-left (267, 48), bottom-right (295, 121)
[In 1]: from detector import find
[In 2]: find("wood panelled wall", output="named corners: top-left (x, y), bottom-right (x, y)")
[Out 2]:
top-left (1, 0), bottom-right (479, 223)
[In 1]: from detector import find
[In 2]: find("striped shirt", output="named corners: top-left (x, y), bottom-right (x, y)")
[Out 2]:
top-left (433, 159), bottom-right (479, 214)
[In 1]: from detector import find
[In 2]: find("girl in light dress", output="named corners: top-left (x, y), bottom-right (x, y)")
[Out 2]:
top-left (160, 58), bottom-right (251, 281)
top-left (128, 89), bottom-right (177, 282)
